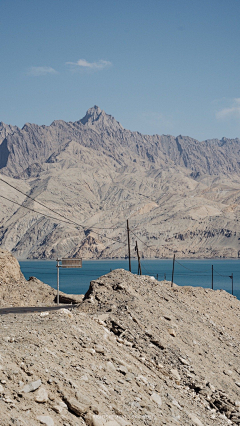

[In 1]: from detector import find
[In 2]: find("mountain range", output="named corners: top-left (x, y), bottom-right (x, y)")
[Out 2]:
top-left (0, 105), bottom-right (239, 259)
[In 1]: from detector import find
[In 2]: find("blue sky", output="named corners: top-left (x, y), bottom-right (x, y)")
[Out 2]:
top-left (1, 0), bottom-right (240, 140)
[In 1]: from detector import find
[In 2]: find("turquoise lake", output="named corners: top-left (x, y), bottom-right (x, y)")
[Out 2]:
top-left (19, 259), bottom-right (240, 300)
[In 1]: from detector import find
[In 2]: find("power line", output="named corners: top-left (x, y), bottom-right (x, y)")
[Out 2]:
top-left (0, 177), bottom-right (127, 244)
top-left (213, 267), bottom-right (230, 278)
top-left (0, 176), bottom-right (77, 224)
top-left (129, 228), bottom-right (156, 250)
top-left (0, 194), bottom-right (73, 225)
top-left (0, 176), bottom-right (124, 233)
top-left (0, 194), bottom-right (119, 242)
top-left (0, 193), bottom-right (125, 247)
top-left (0, 194), bottom-right (115, 259)
top-left (175, 259), bottom-right (209, 273)
top-left (140, 261), bottom-right (154, 276)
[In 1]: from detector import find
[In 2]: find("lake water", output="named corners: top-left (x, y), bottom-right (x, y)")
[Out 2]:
top-left (19, 259), bottom-right (240, 300)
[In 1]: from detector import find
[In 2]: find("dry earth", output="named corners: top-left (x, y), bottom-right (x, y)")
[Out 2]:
top-left (0, 251), bottom-right (240, 425)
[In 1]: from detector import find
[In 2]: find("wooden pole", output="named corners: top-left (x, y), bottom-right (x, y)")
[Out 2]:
top-left (212, 265), bottom-right (213, 290)
top-left (127, 220), bottom-right (131, 272)
top-left (230, 273), bottom-right (233, 295)
top-left (135, 241), bottom-right (142, 275)
top-left (171, 254), bottom-right (175, 287)
top-left (57, 260), bottom-right (59, 305)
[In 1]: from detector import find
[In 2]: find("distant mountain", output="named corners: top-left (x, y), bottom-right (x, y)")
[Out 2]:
top-left (0, 106), bottom-right (239, 259)
top-left (1, 105), bottom-right (240, 178)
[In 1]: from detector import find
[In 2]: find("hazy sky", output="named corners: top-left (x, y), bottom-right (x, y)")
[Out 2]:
top-left (1, 0), bottom-right (240, 140)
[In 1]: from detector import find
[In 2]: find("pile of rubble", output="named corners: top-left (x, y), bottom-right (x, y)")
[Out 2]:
top-left (0, 265), bottom-right (239, 425)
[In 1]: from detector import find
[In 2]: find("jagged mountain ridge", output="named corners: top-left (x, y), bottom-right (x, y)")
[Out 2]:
top-left (0, 105), bottom-right (240, 177)
top-left (0, 106), bottom-right (240, 259)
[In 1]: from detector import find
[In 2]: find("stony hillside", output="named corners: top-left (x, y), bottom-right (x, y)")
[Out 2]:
top-left (0, 266), bottom-right (239, 425)
top-left (0, 106), bottom-right (240, 259)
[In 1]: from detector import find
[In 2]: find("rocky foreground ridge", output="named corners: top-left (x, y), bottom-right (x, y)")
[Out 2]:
top-left (0, 106), bottom-right (240, 259)
top-left (0, 251), bottom-right (240, 425)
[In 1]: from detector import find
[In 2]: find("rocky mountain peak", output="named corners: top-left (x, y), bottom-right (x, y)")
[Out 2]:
top-left (80, 105), bottom-right (123, 131)
top-left (81, 105), bottom-right (103, 122)
top-left (0, 122), bottom-right (18, 145)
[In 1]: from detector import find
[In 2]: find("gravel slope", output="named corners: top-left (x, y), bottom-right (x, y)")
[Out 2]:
top-left (0, 267), bottom-right (239, 425)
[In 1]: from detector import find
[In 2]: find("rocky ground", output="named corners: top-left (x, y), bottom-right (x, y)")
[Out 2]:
top-left (0, 251), bottom-right (240, 425)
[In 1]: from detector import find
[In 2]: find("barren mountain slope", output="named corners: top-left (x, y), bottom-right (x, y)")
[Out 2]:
top-left (0, 106), bottom-right (239, 259)
top-left (0, 267), bottom-right (239, 425)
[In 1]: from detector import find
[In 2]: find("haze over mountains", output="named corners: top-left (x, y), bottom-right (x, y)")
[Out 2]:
top-left (0, 106), bottom-right (239, 259)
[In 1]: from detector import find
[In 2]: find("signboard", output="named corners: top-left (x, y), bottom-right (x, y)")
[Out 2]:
top-left (56, 257), bottom-right (82, 305)
top-left (61, 258), bottom-right (82, 268)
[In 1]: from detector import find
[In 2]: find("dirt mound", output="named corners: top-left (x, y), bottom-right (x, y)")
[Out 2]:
top-left (0, 249), bottom-right (24, 282)
top-left (0, 268), bottom-right (239, 425)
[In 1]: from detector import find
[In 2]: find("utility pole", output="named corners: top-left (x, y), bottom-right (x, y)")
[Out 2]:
top-left (229, 273), bottom-right (233, 295)
top-left (212, 265), bottom-right (213, 290)
top-left (171, 254), bottom-right (175, 287)
top-left (57, 258), bottom-right (60, 305)
top-left (127, 219), bottom-right (131, 272)
top-left (135, 240), bottom-right (142, 275)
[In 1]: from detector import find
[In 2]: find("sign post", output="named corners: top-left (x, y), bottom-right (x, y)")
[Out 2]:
top-left (56, 258), bottom-right (82, 305)
top-left (57, 258), bottom-right (60, 305)
top-left (229, 273), bottom-right (233, 295)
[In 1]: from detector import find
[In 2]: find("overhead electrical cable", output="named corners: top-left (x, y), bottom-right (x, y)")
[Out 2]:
top-left (0, 177), bottom-right (125, 244)
top-left (140, 261), bottom-right (153, 276)
top-left (175, 259), bottom-right (209, 273)
top-left (213, 267), bottom-right (230, 278)
top-left (129, 227), bottom-right (156, 249)
top-left (0, 193), bottom-right (125, 245)
top-left (0, 194), bottom-right (73, 225)
top-left (0, 176), bottom-right (124, 232)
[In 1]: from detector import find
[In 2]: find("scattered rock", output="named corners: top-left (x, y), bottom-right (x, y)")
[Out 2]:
top-left (36, 415), bottom-right (54, 426)
top-left (170, 369), bottom-right (181, 382)
top-left (95, 345), bottom-right (105, 354)
top-left (168, 328), bottom-right (176, 337)
top-left (179, 356), bottom-right (190, 366)
top-left (86, 414), bottom-right (131, 426)
top-left (151, 392), bottom-right (162, 407)
top-left (40, 312), bottom-right (49, 317)
top-left (58, 308), bottom-right (73, 319)
top-left (224, 370), bottom-right (233, 376)
top-left (34, 387), bottom-right (48, 403)
top-left (187, 412), bottom-right (204, 426)
top-left (118, 366), bottom-right (128, 375)
top-left (21, 379), bottom-right (41, 393)
top-left (63, 396), bottom-right (90, 416)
